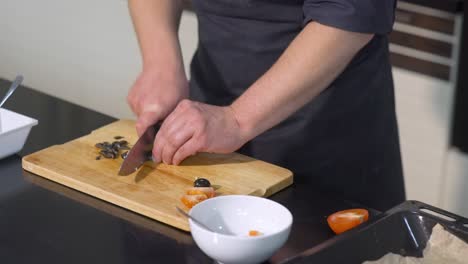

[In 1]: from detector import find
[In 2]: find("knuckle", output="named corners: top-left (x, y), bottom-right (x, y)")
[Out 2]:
top-left (178, 99), bottom-right (191, 109)
top-left (171, 133), bottom-right (184, 145)
top-left (191, 113), bottom-right (206, 126)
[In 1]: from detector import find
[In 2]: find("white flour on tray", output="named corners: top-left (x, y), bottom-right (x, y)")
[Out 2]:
top-left (363, 224), bottom-right (468, 264)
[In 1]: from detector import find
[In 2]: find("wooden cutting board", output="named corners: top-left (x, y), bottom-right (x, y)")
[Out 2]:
top-left (22, 120), bottom-right (293, 231)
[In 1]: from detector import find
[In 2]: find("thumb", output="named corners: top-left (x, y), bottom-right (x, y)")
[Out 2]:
top-left (136, 111), bottom-right (162, 137)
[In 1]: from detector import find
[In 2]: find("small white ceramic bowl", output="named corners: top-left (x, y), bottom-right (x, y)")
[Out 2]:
top-left (0, 108), bottom-right (38, 159)
top-left (189, 195), bottom-right (293, 264)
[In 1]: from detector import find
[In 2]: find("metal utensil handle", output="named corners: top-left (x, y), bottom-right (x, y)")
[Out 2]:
top-left (0, 75), bottom-right (23, 108)
top-left (175, 206), bottom-right (215, 233)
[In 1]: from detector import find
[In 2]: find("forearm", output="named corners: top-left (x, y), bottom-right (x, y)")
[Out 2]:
top-left (128, 0), bottom-right (185, 71)
top-left (231, 22), bottom-right (374, 141)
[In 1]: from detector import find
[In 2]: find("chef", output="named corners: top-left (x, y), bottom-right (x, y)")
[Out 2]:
top-left (126, 0), bottom-right (405, 211)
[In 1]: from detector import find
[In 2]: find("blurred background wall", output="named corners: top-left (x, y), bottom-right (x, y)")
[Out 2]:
top-left (0, 0), bottom-right (198, 119)
top-left (0, 0), bottom-right (467, 217)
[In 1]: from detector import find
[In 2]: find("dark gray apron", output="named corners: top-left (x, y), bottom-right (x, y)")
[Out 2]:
top-left (189, 0), bottom-right (405, 211)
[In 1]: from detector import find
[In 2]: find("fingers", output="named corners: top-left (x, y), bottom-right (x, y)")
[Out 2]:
top-left (127, 77), bottom-right (143, 116)
top-left (173, 138), bottom-right (202, 165)
top-left (152, 104), bottom-right (187, 164)
top-left (157, 123), bottom-right (193, 164)
top-left (136, 111), bottom-right (162, 137)
top-left (153, 100), bottom-right (202, 165)
top-left (127, 91), bottom-right (137, 115)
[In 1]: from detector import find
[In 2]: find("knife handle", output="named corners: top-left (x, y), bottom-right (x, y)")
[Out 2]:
top-left (145, 151), bottom-right (154, 162)
top-left (144, 122), bottom-right (162, 162)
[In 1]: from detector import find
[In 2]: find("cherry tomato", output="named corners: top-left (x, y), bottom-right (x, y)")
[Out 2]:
top-left (327, 209), bottom-right (369, 234)
top-left (180, 194), bottom-right (208, 209)
top-left (186, 187), bottom-right (215, 198)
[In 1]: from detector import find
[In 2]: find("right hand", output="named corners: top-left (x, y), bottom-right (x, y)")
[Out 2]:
top-left (127, 66), bottom-right (189, 136)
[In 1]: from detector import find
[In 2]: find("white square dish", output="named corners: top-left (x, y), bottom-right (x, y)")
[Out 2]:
top-left (0, 108), bottom-right (38, 159)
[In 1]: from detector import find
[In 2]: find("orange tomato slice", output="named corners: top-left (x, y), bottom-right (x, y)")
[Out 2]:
top-left (180, 194), bottom-right (208, 209)
top-left (249, 230), bottom-right (262, 236)
top-left (186, 187), bottom-right (215, 198)
top-left (327, 209), bottom-right (369, 234)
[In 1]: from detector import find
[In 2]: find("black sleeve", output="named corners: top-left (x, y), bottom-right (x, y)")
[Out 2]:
top-left (302, 0), bottom-right (396, 35)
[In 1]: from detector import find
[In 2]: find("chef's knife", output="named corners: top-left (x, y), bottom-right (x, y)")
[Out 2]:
top-left (118, 123), bottom-right (162, 176)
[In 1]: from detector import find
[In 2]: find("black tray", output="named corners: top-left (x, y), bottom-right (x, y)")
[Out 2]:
top-left (282, 200), bottom-right (468, 264)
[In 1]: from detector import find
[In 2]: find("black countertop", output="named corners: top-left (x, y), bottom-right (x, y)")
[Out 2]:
top-left (0, 79), bottom-right (376, 264)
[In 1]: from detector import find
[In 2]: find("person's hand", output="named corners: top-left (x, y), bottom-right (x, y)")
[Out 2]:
top-left (153, 100), bottom-right (248, 165)
top-left (127, 66), bottom-right (189, 136)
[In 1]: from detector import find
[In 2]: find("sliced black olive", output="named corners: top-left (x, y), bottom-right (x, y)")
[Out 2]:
top-left (95, 143), bottom-right (104, 149)
top-left (119, 145), bottom-right (130, 150)
top-left (111, 141), bottom-right (121, 149)
top-left (111, 149), bottom-right (119, 156)
top-left (194, 178), bottom-right (211, 187)
top-left (100, 150), bottom-right (116, 159)
top-left (121, 151), bottom-right (129, 159)
top-left (95, 138), bottom-right (129, 160)
top-left (96, 156), bottom-right (101, 160)
top-left (100, 142), bottom-right (112, 151)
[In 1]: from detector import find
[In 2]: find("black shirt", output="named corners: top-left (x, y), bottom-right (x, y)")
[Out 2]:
top-left (189, 0), bottom-right (405, 211)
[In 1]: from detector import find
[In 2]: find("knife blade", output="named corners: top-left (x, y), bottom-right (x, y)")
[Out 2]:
top-left (118, 123), bottom-right (162, 176)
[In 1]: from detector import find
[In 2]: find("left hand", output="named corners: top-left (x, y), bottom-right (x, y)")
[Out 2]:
top-left (153, 99), bottom-right (247, 165)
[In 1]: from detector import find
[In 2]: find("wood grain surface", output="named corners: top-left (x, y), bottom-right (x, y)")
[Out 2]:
top-left (22, 120), bottom-right (293, 231)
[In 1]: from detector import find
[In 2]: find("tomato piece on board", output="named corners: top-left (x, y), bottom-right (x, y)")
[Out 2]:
top-left (181, 194), bottom-right (208, 209)
top-left (186, 187), bottom-right (216, 198)
top-left (327, 209), bottom-right (369, 234)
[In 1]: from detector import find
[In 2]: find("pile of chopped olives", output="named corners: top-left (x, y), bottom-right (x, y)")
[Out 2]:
top-left (95, 136), bottom-right (130, 160)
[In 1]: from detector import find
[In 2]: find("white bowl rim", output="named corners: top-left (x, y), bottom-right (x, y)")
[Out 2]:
top-left (189, 194), bottom-right (293, 241)
top-left (0, 108), bottom-right (38, 137)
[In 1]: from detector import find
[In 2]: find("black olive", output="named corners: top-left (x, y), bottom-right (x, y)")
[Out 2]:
top-left (100, 150), bottom-right (116, 159)
top-left (111, 141), bottom-right (121, 149)
top-left (194, 178), bottom-right (211, 187)
top-left (100, 142), bottom-right (112, 150)
top-left (96, 156), bottom-right (101, 160)
top-left (95, 143), bottom-right (108, 149)
top-left (111, 148), bottom-right (119, 156)
top-left (95, 138), bottom-right (129, 160)
top-left (121, 151), bottom-right (129, 159)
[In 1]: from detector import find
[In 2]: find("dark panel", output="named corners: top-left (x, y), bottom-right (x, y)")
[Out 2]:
top-left (390, 53), bottom-right (451, 80)
top-left (400, 0), bottom-right (464, 13)
top-left (451, 4), bottom-right (468, 153)
top-left (395, 8), bottom-right (454, 34)
top-left (389, 30), bottom-right (453, 57)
